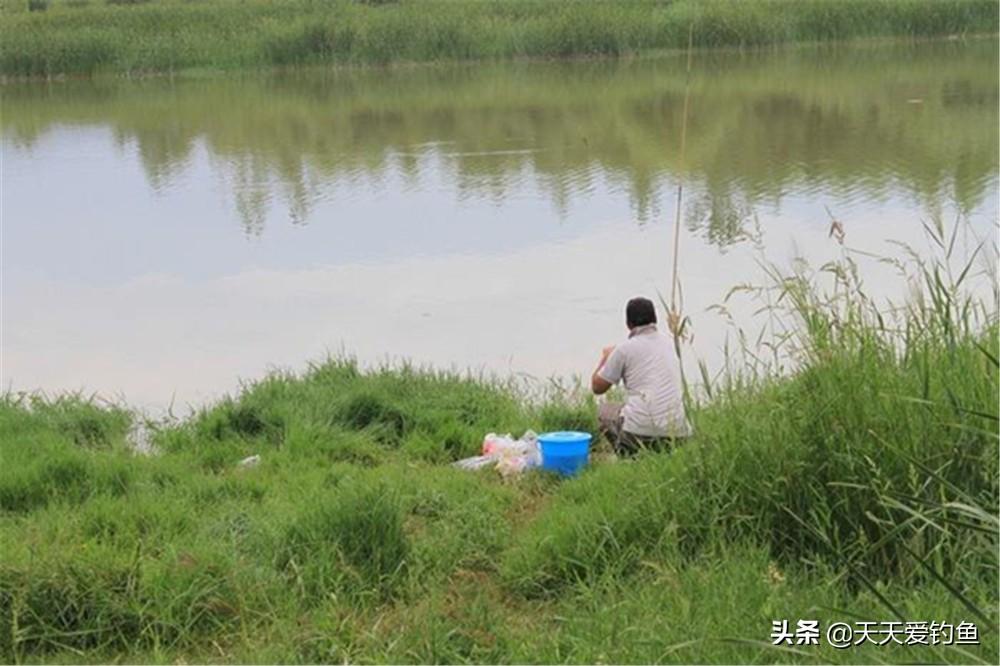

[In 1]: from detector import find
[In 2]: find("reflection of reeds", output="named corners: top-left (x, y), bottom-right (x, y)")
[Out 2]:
top-left (2, 0), bottom-right (997, 77)
top-left (5, 39), bottom-right (996, 239)
top-left (1, 219), bottom-right (996, 661)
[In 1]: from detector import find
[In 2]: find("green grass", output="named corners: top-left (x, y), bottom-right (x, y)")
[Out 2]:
top-left (0, 219), bottom-right (996, 662)
top-left (1, 0), bottom-right (997, 77)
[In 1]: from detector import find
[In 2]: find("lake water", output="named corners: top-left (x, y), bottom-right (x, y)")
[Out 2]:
top-left (3, 39), bottom-right (997, 412)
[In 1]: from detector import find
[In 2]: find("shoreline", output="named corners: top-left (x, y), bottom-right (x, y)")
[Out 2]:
top-left (1, 31), bottom-right (996, 85)
top-left (3, 0), bottom-right (997, 80)
top-left (2, 30), bottom-right (997, 86)
top-left (1, 256), bottom-right (996, 661)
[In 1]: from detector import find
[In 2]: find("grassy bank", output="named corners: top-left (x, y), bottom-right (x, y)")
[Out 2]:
top-left (1, 0), bottom-right (997, 78)
top-left (1, 224), bottom-right (997, 663)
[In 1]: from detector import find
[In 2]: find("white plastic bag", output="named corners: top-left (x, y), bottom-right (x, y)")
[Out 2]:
top-left (455, 431), bottom-right (541, 477)
top-left (482, 432), bottom-right (515, 456)
top-left (521, 430), bottom-right (542, 468)
top-left (237, 454), bottom-right (261, 469)
top-left (452, 455), bottom-right (494, 470)
top-left (493, 431), bottom-right (541, 478)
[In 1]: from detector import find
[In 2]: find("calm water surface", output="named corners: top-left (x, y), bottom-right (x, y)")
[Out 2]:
top-left (3, 39), bottom-right (997, 410)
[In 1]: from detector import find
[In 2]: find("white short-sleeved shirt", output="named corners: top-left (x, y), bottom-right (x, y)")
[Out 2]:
top-left (598, 324), bottom-right (692, 438)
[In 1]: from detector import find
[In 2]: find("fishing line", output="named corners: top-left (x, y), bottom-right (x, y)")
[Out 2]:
top-left (668, 22), bottom-right (694, 346)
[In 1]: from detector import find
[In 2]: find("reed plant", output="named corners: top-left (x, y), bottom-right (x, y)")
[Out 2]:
top-left (1, 0), bottom-right (997, 77)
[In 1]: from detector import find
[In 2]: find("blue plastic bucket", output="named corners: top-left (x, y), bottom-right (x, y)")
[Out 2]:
top-left (538, 431), bottom-right (592, 476)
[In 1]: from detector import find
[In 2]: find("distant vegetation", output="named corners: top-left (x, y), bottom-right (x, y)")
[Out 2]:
top-left (1, 0), bottom-right (997, 77)
top-left (1, 219), bottom-right (997, 662)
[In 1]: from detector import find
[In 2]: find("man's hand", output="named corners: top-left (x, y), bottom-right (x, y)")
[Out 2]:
top-left (599, 345), bottom-right (616, 367)
top-left (592, 345), bottom-right (615, 395)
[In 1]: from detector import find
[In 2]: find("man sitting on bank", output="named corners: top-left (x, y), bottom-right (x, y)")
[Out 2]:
top-left (591, 296), bottom-right (692, 455)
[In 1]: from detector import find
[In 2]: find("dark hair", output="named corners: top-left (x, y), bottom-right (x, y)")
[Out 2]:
top-left (625, 297), bottom-right (657, 329)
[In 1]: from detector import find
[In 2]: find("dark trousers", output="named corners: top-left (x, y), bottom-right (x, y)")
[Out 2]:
top-left (598, 402), bottom-right (680, 457)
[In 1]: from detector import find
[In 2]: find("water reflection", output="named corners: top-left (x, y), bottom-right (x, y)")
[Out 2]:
top-left (2, 39), bottom-right (997, 410)
top-left (4, 39), bottom-right (997, 242)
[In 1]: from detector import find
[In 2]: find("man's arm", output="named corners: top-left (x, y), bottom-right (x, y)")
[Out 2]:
top-left (591, 346), bottom-right (615, 395)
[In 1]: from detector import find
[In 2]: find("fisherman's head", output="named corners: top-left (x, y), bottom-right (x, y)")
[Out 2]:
top-left (625, 297), bottom-right (657, 330)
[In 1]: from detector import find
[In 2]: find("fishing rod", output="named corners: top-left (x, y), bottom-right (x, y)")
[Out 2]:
top-left (667, 22), bottom-right (695, 353)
